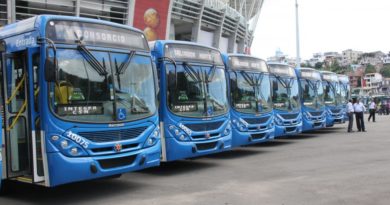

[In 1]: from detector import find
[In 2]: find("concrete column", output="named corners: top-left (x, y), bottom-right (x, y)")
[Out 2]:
top-left (75, 0), bottom-right (80, 17)
top-left (7, 0), bottom-right (15, 23)
top-left (212, 9), bottom-right (226, 49)
top-left (191, 0), bottom-right (205, 42)
top-left (227, 17), bottom-right (240, 53)
top-left (127, 0), bottom-right (136, 26)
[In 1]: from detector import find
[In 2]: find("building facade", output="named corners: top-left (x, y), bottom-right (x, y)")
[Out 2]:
top-left (341, 49), bottom-right (362, 66)
top-left (0, 0), bottom-right (263, 53)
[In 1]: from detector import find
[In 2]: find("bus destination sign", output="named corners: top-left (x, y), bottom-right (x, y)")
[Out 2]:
top-left (229, 56), bottom-right (268, 73)
top-left (172, 103), bottom-right (198, 112)
top-left (46, 20), bottom-right (148, 50)
top-left (165, 44), bottom-right (224, 65)
top-left (57, 104), bottom-right (104, 116)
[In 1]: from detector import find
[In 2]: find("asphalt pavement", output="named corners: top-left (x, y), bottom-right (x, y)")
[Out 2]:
top-left (1, 115), bottom-right (390, 205)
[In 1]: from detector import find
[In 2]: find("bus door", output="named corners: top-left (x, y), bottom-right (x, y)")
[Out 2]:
top-left (1, 47), bottom-right (44, 183)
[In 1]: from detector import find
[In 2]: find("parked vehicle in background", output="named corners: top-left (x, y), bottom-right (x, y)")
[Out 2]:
top-left (267, 63), bottom-right (302, 137)
top-left (297, 68), bottom-right (326, 131)
top-left (321, 71), bottom-right (345, 127)
top-left (337, 74), bottom-right (350, 121)
top-left (150, 40), bottom-right (232, 161)
top-left (223, 54), bottom-right (274, 147)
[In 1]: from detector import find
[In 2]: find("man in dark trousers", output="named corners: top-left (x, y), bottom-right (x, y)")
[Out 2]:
top-left (354, 98), bottom-right (366, 132)
top-left (346, 99), bottom-right (354, 132)
top-left (368, 99), bottom-right (376, 122)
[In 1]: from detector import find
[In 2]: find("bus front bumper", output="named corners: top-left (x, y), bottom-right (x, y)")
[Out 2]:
top-left (274, 123), bottom-right (302, 137)
top-left (47, 141), bottom-right (161, 187)
top-left (163, 134), bottom-right (232, 161)
top-left (231, 128), bottom-right (274, 147)
top-left (303, 119), bottom-right (327, 131)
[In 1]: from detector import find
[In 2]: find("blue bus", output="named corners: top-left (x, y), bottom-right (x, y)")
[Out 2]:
top-left (321, 71), bottom-right (345, 126)
top-left (337, 74), bottom-right (350, 121)
top-left (0, 15), bottom-right (161, 189)
top-left (223, 54), bottom-right (274, 147)
top-left (150, 40), bottom-right (232, 161)
top-left (267, 63), bottom-right (302, 137)
top-left (296, 67), bottom-right (326, 131)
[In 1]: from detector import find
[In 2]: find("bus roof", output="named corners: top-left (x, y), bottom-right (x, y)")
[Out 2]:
top-left (298, 67), bottom-right (322, 80)
top-left (150, 40), bottom-right (224, 65)
top-left (222, 53), bottom-right (268, 73)
top-left (268, 62), bottom-right (296, 77)
top-left (337, 74), bottom-right (349, 83)
top-left (0, 15), bottom-right (144, 39)
top-left (320, 70), bottom-right (339, 82)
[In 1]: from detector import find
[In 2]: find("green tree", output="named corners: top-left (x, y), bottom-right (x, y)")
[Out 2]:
top-left (330, 60), bottom-right (342, 73)
top-left (314, 62), bottom-right (323, 69)
top-left (365, 64), bottom-right (376, 73)
top-left (380, 65), bottom-right (390, 77)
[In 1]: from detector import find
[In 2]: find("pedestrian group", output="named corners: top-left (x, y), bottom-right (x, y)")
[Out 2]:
top-left (346, 98), bottom-right (377, 132)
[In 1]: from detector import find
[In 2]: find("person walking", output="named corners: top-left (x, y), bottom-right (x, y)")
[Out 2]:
top-left (368, 99), bottom-right (376, 122)
top-left (347, 99), bottom-right (354, 132)
top-left (354, 99), bottom-right (366, 132)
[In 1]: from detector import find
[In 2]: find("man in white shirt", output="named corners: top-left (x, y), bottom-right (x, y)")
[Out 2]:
top-left (368, 99), bottom-right (376, 122)
top-left (353, 99), bottom-right (366, 132)
top-left (346, 99), bottom-right (354, 132)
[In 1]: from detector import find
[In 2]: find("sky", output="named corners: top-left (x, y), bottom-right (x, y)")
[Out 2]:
top-left (251, 0), bottom-right (390, 60)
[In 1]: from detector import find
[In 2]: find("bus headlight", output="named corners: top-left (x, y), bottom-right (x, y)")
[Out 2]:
top-left (143, 128), bottom-right (160, 148)
top-left (233, 118), bottom-right (248, 132)
top-left (274, 115), bottom-right (283, 125)
top-left (223, 122), bottom-right (231, 136)
top-left (70, 147), bottom-right (78, 156)
top-left (303, 112), bottom-right (311, 120)
top-left (168, 124), bottom-right (190, 141)
top-left (50, 135), bottom-right (88, 157)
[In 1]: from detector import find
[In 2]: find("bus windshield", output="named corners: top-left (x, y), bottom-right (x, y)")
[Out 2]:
top-left (166, 63), bottom-right (228, 117)
top-left (300, 79), bottom-right (324, 109)
top-left (323, 81), bottom-right (337, 106)
top-left (50, 48), bottom-right (156, 123)
top-left (271, 76), bottom-right (300, 111)
top-left (230, 71), bottom-right (272, 114)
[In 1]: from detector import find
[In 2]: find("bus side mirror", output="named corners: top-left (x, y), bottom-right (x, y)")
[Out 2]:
top-left (45, 58), bottom-right (57, 82)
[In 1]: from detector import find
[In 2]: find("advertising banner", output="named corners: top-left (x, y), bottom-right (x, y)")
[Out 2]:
top-left (133, 0), bottom-right (171, 41)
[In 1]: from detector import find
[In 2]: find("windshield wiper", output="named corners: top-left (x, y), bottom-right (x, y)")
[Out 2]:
top-left (183, 62), bottom-right (202, 83)
top-left (240, 71), bottom-right (266, 109)
top-left (130, 95), bottom-right (150, 114)
top-left (76, 40), bottom-right (108, 76)
top-left (205, 65), bottom-right (216, 82)
top-left (117, 50), bottom-right (135, 74)
top-left (114, 51), bottom-right (136, 90)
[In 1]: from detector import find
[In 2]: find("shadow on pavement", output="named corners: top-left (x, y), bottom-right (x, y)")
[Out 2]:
top-left (246, 140), bottom-right (295, 147)
top-left (203, 149), bottom-right (268, 160)
top-left (1, 177), bottom-right (144, 205)
top-left (139, 160), bottom-right (217, 176)
top-left (279, 134), bottom-right (318, 140)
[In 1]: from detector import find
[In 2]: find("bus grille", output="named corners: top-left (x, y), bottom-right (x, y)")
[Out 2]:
top-left (243, 116), bottom-right (270, 125)
top-left (196, 141), bottom-right (218, 151)
top-left (98, 155), bottom-right (137, 169)
top-left (286, 127), bottom-right (297, 133)
top-left (184, 121), bottom-right (224, 131)
top-left (331, 109), bottom-right (341, 114)
top-left (251, 133), bottom-right (266, 140)
top-left (79, 126), bottom-right (148, 143)
top-left (310, 111), bottom-right (323, 117)
top-left (279, 113), bottom-right (299, 120)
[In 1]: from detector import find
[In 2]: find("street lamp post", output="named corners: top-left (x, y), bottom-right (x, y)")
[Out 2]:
top-left (295, 0), bottom-right (301, 68)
